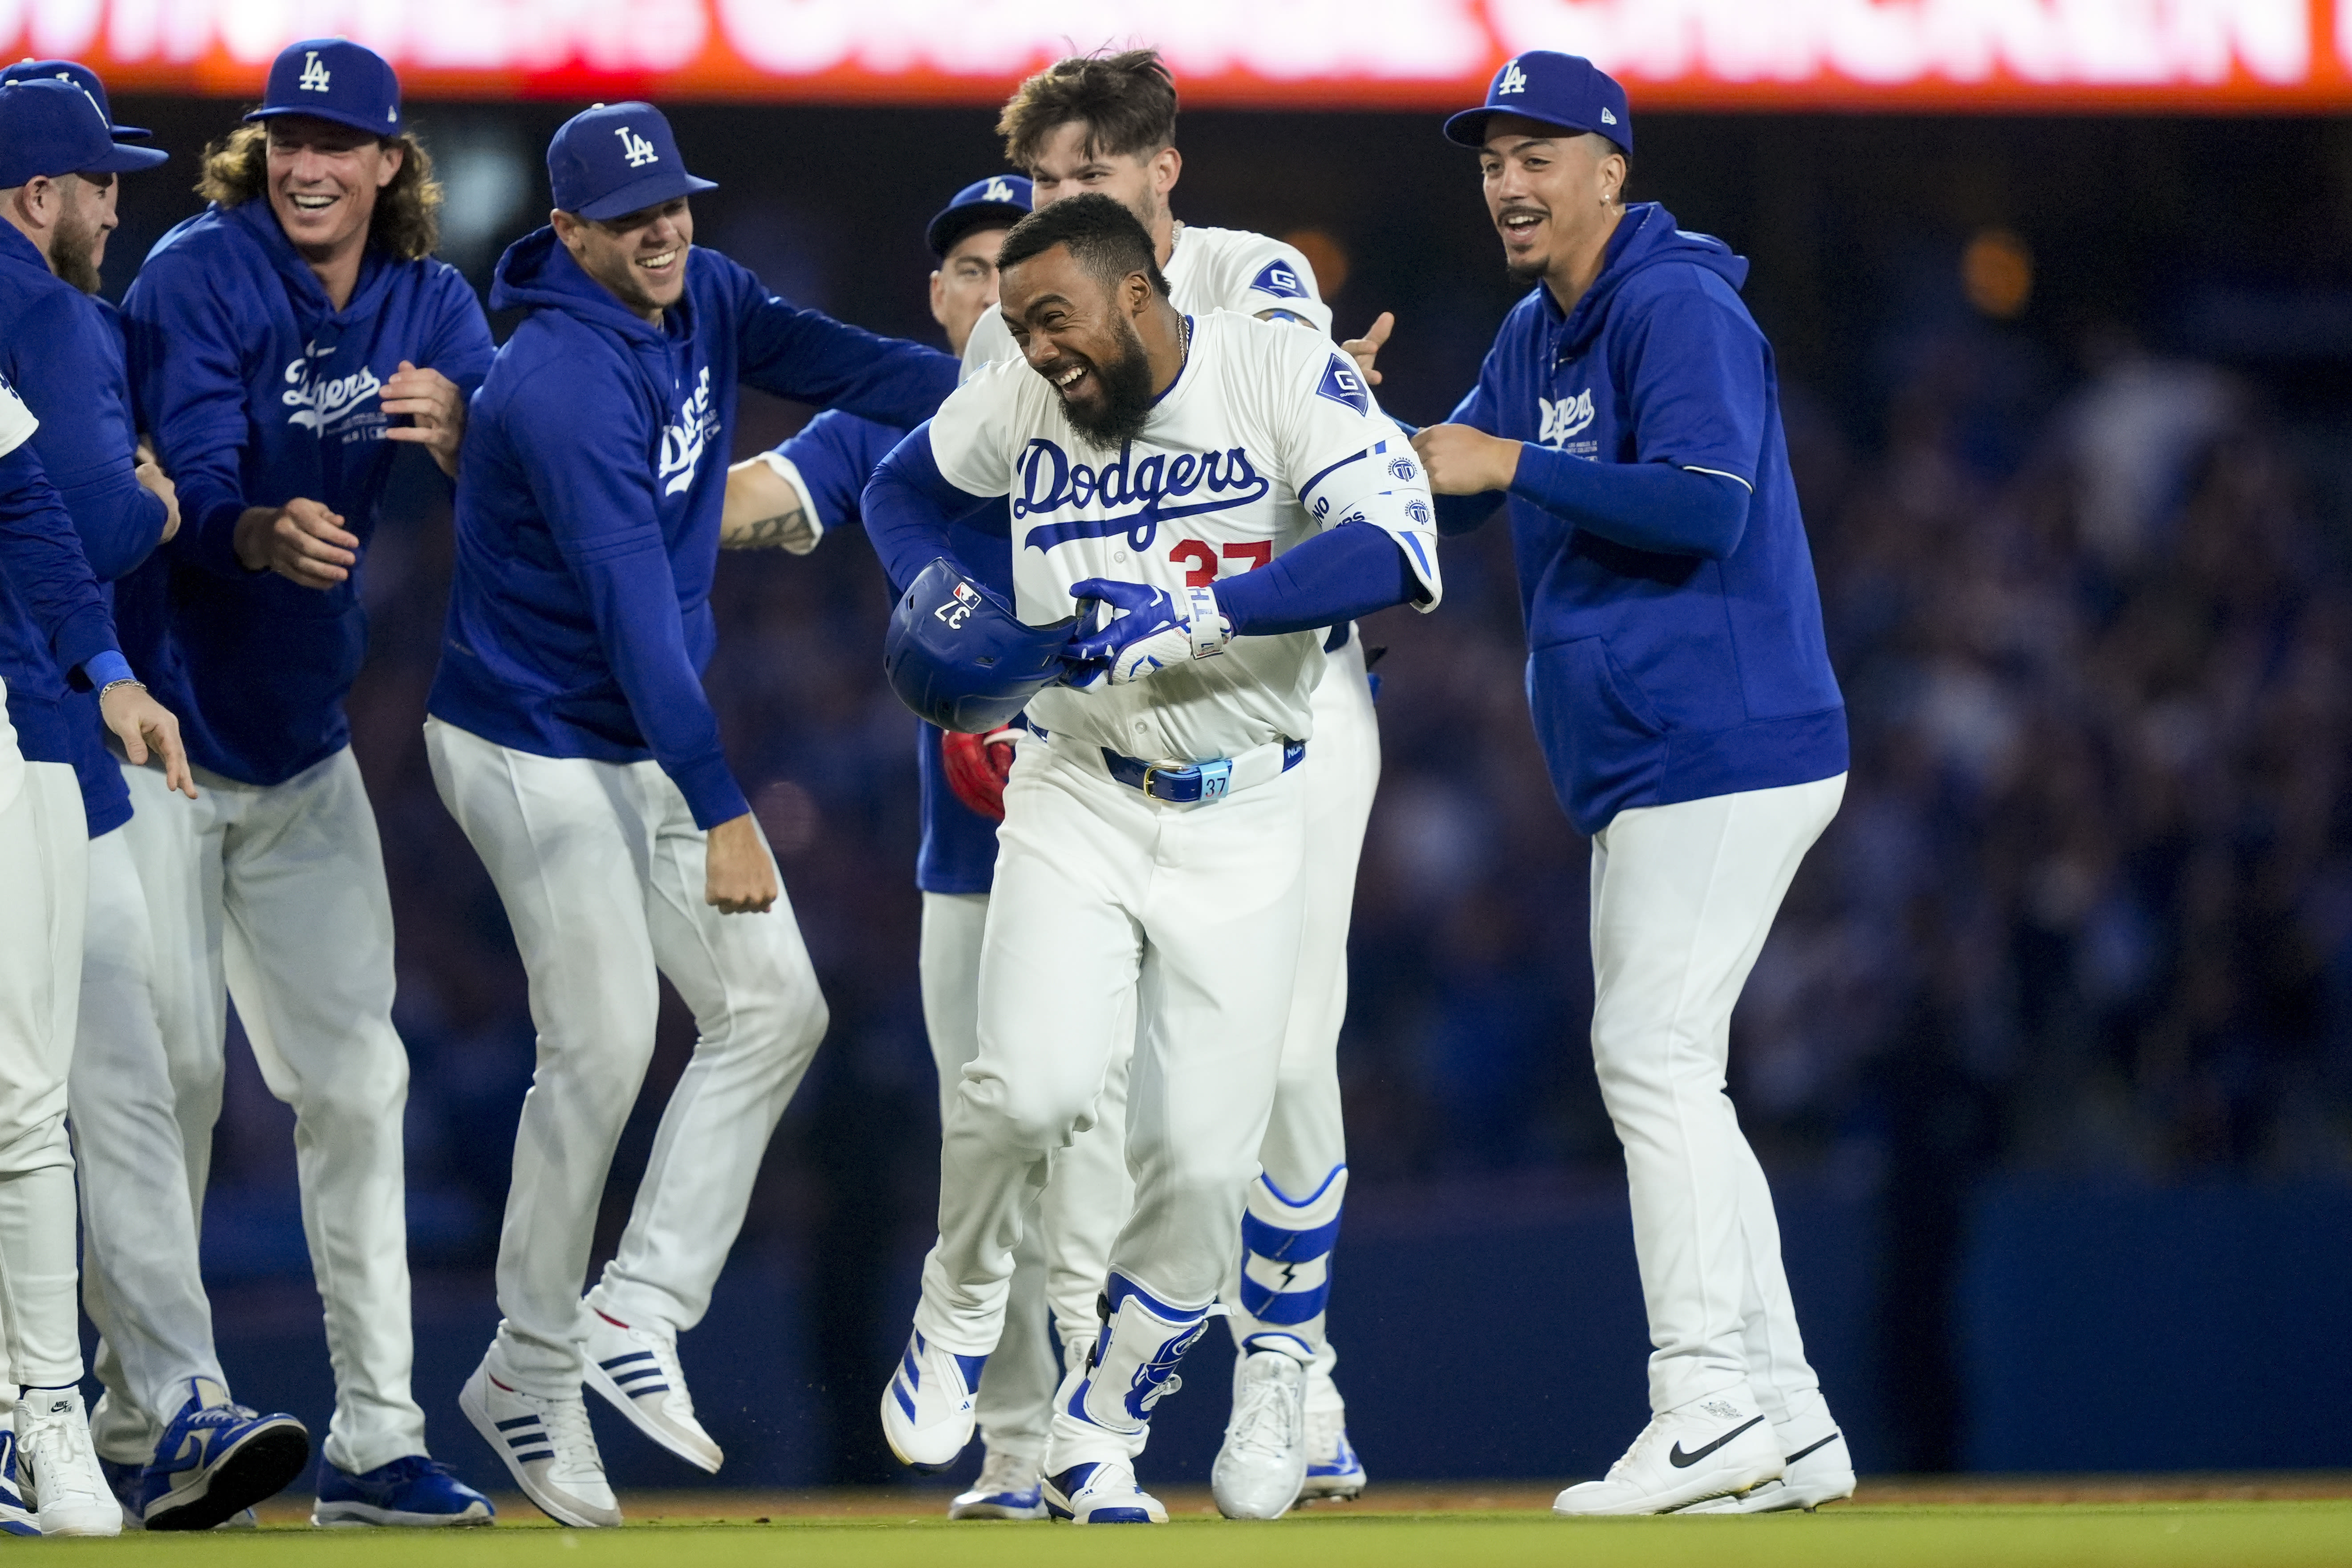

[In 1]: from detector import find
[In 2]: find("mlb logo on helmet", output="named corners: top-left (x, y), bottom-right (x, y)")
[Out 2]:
top-left (245, 38), bottom-right (403, 138)
top-left (1442, 51), bottom-right (1632, 155)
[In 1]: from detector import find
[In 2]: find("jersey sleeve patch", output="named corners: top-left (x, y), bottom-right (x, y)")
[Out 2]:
top-left (0, 376), bottom-right (36, 458)
top-left (1316, 355), bottom-right (1371, 417)
top-left (1251, 259), bottom-right (1310, 301)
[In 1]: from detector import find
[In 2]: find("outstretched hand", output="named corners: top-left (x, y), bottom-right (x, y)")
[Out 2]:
top-left (382, 362), bottom-right (467, 478)
top-left (1342, 311), bottom-right (1394, 386)
top-left (102, 683), bottom-right (197, 800)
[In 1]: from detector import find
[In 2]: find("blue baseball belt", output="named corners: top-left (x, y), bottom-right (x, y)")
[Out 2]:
top-left (1019, 720), bottom-right (1305, 804)
top-left (1100, 738), bottom-right (1307, 804)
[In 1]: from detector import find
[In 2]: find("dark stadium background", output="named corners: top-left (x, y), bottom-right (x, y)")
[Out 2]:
top-left (83, 98), bottom-right (2352, 1488)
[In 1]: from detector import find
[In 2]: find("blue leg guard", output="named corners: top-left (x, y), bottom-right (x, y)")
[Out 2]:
top-left (1233, 1165), bottom-right (1346, 1349)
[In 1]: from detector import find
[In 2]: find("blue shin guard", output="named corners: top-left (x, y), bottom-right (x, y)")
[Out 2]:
top-left (1235, 1165), bottom-right (1347, 1344)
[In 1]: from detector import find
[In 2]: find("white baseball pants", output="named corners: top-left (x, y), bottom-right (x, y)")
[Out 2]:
top-left (1588, 772), bottom-right (1845, 1418)
top-left (74, 820), bottom-right (227, 1465)
top-left (917, 891), bottom-right (1057, 1464)
top-left (1033, 641), bottom-right (1375, 1368)
top-left (913, 735), bottom-right (1306, 1359)
top-left (74, 748), bottom-right (426, 1473)
top-left (0, 759), bottom-right (89, 1389)
top-left (425, 719), bottom-right (828, 1400)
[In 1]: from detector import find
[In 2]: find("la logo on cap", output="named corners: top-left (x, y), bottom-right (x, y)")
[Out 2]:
top-left (1498, 58), bottom-right (1528, 94)
top-left (984, 176), bottom-right (1012, 202)
top-left (299, 50), bottom-right (330, 92)
top-left (617, 125), bottom-right (658, 167)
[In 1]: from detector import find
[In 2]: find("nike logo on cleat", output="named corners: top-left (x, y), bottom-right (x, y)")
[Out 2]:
top-left (1782, 1430), bottom-right (1840, 1465)
top-left (1669, 1416), bottom-right (1765, 1468)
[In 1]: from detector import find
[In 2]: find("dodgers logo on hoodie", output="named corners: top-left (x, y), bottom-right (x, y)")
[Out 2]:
top-left (659, 366), bottom-right (719, 496)
top-left (282, 342), bottom-right (385, 444)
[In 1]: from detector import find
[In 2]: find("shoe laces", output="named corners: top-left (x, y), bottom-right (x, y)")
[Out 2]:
top-left (632, 1328), bottom-right (695, 1419)
top-left (972, 1448), bottom-right (1037, 1497)
top-left (532, 1390), bottom-right (602, 1478)
top-left (1225, 1355), bottom-right (1302, 1461)
top-left (1605, 1417), bottom-right (1663, 1483)
top-left (20, 1406), bottom-right (104, 1502)
top-left (185, 1400), bottom-right (263, 1432)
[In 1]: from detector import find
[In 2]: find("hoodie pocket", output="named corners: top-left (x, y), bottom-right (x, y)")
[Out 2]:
top-left (1525, 637), bottom-right (1667, 826)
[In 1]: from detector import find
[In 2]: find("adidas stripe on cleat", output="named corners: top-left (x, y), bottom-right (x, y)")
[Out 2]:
top-left (460, 1343), bottom-right (619, 1528)
top-left (581, 1309), bottom-right (722, 1474)
top-left (879, 1329), bottom-right (987, 1471)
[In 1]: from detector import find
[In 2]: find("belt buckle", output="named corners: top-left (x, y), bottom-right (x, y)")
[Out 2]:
top-left (1141, 758), bottom-right (1194, 803)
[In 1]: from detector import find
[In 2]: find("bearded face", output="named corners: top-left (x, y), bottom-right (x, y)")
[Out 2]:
top-left (49, 174), bottom-right (114, 296)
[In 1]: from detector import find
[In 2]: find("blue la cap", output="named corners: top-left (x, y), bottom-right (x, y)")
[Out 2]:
top-left (0, 78), bottom-right (169, 187)
top-left (244, 39), bottom-right (402, 138)
top-left (1443, 52), bottom-right (1631, 154)
top-left (546, 102), bottom-right (715, 223)
top-left (3, 59), bottom-right (147, 140)
top-left (925, 174), bottom-right (1032, 259)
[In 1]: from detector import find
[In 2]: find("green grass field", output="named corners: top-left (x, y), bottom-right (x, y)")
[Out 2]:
top-left (49, 1485), bottom-right (2352, 1568)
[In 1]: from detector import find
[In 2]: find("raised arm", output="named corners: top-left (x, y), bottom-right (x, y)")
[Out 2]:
top-left (732, 265), bottom-right (960, 431)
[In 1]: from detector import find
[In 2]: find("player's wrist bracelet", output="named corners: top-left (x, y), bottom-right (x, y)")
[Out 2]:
top-left (99, 678), bottom-right (146, 701)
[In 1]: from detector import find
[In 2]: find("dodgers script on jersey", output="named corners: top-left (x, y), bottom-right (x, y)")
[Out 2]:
top-left (928, 310), bottom-right (1439, 762)
top-left (961, 224), bottom-right (1333, 380)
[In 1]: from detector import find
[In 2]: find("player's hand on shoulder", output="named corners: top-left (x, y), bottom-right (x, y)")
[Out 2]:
top-left (703, 813), bottom-right (779, 914)
top-left (1065, 577), bottom-right (1234, 687)
top-left (1412, 423), bottom-right (1522, 496)
top-left (381, 361), bottom-right (468, 478)
top-left (1342, 311), bottom-right (1394, 386)
top-left (234, 498), bottom-right (360, 589)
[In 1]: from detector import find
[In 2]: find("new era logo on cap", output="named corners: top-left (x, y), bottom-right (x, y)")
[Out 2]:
top-left (1601, 106), bottom-right (1617, 124)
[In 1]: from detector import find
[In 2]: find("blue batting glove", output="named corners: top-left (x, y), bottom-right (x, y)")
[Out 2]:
top-left (1066, 578), bottom-right (1234, 685)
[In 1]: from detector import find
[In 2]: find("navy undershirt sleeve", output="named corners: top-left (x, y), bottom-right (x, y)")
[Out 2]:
top-left (0, 443), bottom-right (119, 680)
top-left (863, 424), bottom-right (1004, 595)
top-left (1212, 522), bottom-right (1419, 637)
top-left (1508, 450), bottom-right (1752, 559)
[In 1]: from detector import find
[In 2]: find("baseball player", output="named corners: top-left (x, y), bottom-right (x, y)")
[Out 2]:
top-left (110, 37), bottom-right (496, 1527)
top-left (960, 48), bottom-right (1382, 1519)
top-left (0, 61), bottom-right (318, 1533)
top-left (717, 175), bottom-right (1064, 1521)
top-left (1404, 54), bottom-right (1855, 1515)
top-left (867, 194), bottom-right (1439, 1524)
top-left (427, 102), bottom-right (958, 1529)
top-left (0, 351), bottom-right (194, 1537)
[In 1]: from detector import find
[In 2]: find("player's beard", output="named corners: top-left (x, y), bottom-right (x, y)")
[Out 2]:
top-left (49, 193), bottom-right (103, 297)
top-left (1062, 315), bottom-right (1157, 452)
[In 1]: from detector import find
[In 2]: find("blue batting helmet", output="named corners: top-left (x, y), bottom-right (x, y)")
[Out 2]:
top-left (885, 558), bottom-right (1074, 733)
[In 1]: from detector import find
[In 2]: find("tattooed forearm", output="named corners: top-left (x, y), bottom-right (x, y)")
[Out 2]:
top-left (725, 506), bottom-right (812, 550)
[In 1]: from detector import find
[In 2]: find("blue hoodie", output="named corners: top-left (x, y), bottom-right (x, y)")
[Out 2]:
top-left (430, 231), bottom-right (959, 830)
top-left (121, 199), bottom-right (495, 787)
top-left (0, 378), bottom-right (126, 761)
top-left (772, 408), bottom-right (1007, 894)
top-left (0, 228), bottom-right (168, 833)
top-left (1444, 202), bottom-right (1844, 835)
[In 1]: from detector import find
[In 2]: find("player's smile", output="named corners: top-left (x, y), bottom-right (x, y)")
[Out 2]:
top-left (1497, 202), bottom-right (1550, 261)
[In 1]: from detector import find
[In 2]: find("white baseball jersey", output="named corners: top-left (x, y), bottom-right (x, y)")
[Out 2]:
top-left (962, 223), bottom-right (1332, 380)
top-left (928, 309), bottom-right (1440, 763)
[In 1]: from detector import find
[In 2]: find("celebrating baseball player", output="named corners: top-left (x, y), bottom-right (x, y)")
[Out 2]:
top-left (1400, 53), bottom-right (1855, 1515)
top-left (0, 66), bottom-right (200, 1537)
top-left (719, 173), bottom-right (1064, 1521)
top-left (0, 338), bottom-right (193, 1534)
top-left (108, 37), bottom-right (495, 1528)
top-left (425, 102), bottom-right (959, 1528)
top-left (956, 48), bottom-right (1386, 1520)
top-left (867, 194), bottom-right (1439, 1523)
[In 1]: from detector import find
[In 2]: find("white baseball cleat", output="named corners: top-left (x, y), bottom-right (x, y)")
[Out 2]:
top-left (948, 1446), bottom-right (1047, 1520)
top-left (459, 1344), bottom-right (620, 1528)
top-left (1041, 1457), bottom-right (1167, 1524)
top-left (1211, 1339), bottom-right (1311, 1520)
top-left (1299, 1404), bottom-right (1367, 1502)
top-left (581, 1309), bottom-right (723, 1474)
top-left (1552, 1391), bottom-right (1785, 1517)
top-left (1678, 1427), bottom-right (1854, 1514)
top-left (879, 1330), bottom-right (987, 1471)
top-left (17, 1387), bottom-right (124, 1536)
